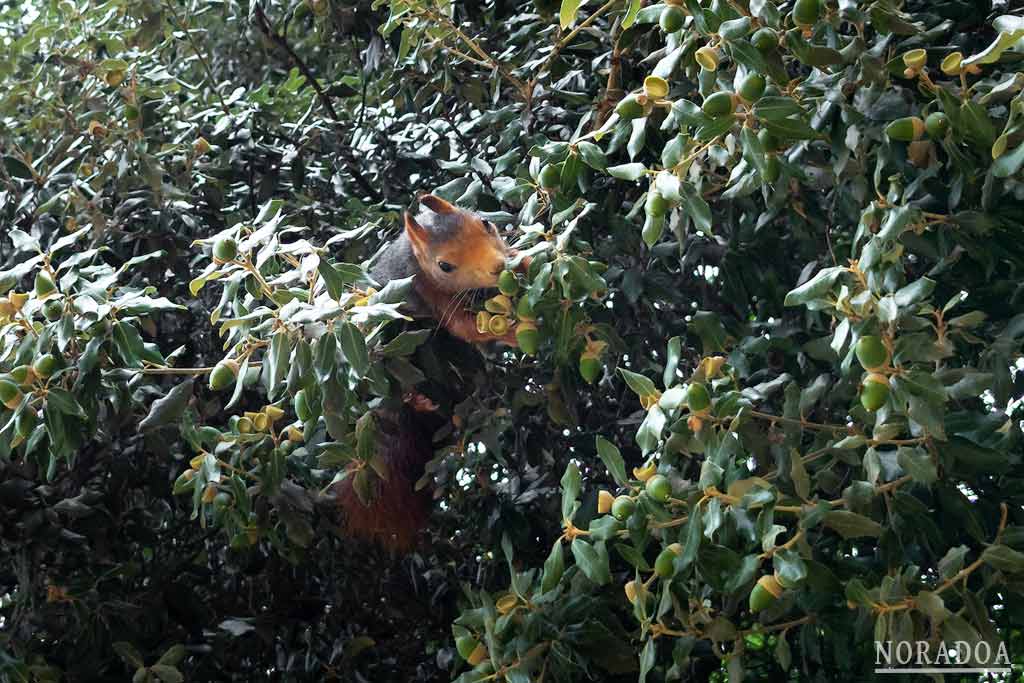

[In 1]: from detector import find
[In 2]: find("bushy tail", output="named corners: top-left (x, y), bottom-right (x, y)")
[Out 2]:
top-left (335, 402), bottom-right (440, 552)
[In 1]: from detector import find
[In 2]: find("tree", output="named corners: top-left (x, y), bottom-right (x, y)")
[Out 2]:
top-left (1, 0), bottom-right (1023, 681)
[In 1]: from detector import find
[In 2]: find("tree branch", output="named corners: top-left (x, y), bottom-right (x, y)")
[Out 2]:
top-left (252, 5), bottom-right (382, 203)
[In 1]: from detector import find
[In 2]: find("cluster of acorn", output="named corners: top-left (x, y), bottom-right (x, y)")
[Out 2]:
top-left (476, 269), bottom-right (542, 353)
top-left (855, 335), bottom-right (891, 412)
top-left (0, 352), bottom-right (61, 439)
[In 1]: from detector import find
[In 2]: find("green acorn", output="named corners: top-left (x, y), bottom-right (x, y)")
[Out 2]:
top-left (209, 360), bottom-right (239, 391)
top-left (516, 320), bottom-right (540, 355)
top-left (539, 163), bottom-right (561, 189)
top-left (611, 495), bottom-right (636, 521)
top-left (885, 117), bottom-right (926, 142)
top-left (751, 27), bottom-right (778, 51)
top-left (43, 299), bottom-right (63, 322)
top-left (213, 237), bottom-right (239, 264)
top-left (654, 547), bottom-right (679, 578)
top-left (925, 112), bottom-right (949, 139)
top-left (646, 190), bottom-right (669, 217)
top-left (616, 94), bottom-right (652, 120)
top-left (456, 635), bottom-right (480, 661)
top-left (34, 271), bottom-right (56, 298)
top-left (516, 296), bottom-right (536, 321)
top-left (855, 335), bottom-right (888, 371)
top-left (792, 0), bottom-right (821, 28)
top-left (702, 91), bottom-right (736, 118)
top-left (902, 49), bottom-right (927, 70)
top-left (9, 365), bottom-right (32, 386)
top-left (294, 389), bottom-right (312, 422)
top-left (646, 474), bottom-right (671, 503)
top-left (213, 492), bottom-right (233, 509)
top-left (738, 73), bottom-right (766, 103)
top-left (0, 379), bottom-right (23, 410)
top-left (660, 6), bottom-right (685, 33)
top-left (687, 382), bottom-right (711, 412)
top-left (33, 354), bottom-right (58, 379)
top-left (498, 270), bottom-right (519, 296)
top-left (860, 373), bottom-right (890, 412)
top-left (749, 574), bottom-right (783, 612)
top-left (758, 128), bottom-right (780, 151)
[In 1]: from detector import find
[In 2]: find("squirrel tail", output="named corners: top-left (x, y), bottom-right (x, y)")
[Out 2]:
top-left (335, 400), bottom-right (440, 552)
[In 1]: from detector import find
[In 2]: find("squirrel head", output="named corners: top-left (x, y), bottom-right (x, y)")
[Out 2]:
top-left (404, 194), bottom-right (512, 293)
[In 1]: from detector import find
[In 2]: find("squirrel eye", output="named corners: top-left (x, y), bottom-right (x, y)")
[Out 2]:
top-left (438, 261), bottom-right (456, 273)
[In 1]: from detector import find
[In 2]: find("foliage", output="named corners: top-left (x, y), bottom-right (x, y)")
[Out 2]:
top-left (2, 0), bottom-right (1024, 681)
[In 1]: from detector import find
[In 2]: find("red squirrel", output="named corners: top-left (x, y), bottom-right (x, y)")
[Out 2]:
top-left (336, 194), bottom-right (526, 550)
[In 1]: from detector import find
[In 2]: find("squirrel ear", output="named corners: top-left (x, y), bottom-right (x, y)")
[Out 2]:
top-left (404, 212), bottom-right (429, 251)
top-left (419, 194), bottom-right (458, 215)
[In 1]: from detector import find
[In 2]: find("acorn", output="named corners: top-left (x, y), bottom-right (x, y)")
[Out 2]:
top-left (0, 297), bottom-right (15, 318)
top-left (902, 49), bottom-right (926, 70)
top-left (284, 424), bottom-right (305, 443)
top-left (611, 495), bottom-right (636, 521)
top-left (660, 6), bottom-right (685, 33)
top-left (9, 365), bottom-right (32, 386)
top-left (885, 117), bottom-right (926, 142)
top-left (855, 335), bottom-right (888, 371)
top-left (237, 416), bottom-right (254, 433)
top-left (763, 154), bottom-right (781, 183)
top-left (456, 636), bottom-right (480, 661)
top-left (616, 93), bottom-right (652, 120)
top-left (749, 574), bottom-right (783, 612)
top-left (538, 163), bottom-right (561, 189)
top-left (598, 490), bottom-right (615, 514)
top-left (791, 0), bottom-right (820, 29)
top-left (487, 315), bottom-right (511, 336)
top-left (484, 294), bottom-right (513, 315)
top-left (33, 354), bottom-right (58, 379)
top-left (466, 643), bottom-right (488, 667)
top-left (212, 237), bottom-right (238, 264)
top-left (105, 70), bottom-right (125, 87)
top-left (940, 52), bottom-right (963, 76)
top-left (653, 549), bottom-right (675, 578)
top-left (476, 311), bottom-right (492, 335)
top-left (860, 373), bottom-right (890, 412)
top-left (751, 27), bottom-right (778, 51)
top-left (738, 73), bottom-right (766, 103)
top-left (213, 492), bottom-right (232, 509)
top-left (34, 271), bottom-right (56, 299)
top-left (702, 91), bottom-right (736, 118)
top-left (43, 299), bottom-right (64, 322)
top-left (194, 136), bottom-right (211, 155)
top-left (294, 389), bottom-right (312, 422)
top-left (8, 292), bottom-right (28, 312)
top-left (646, 190), bottom-right (669, 217)
top-left (516, 296), bottom-right (536, 321)
top-left (643, 75), bottom-right (670, 99)
top-left (687, 382), bottom-right (711, 413)
top-left (263, 405), bottom-right (286, 423)
top-left (498, 270), bottom-right (519, 296)
top-left (208, 359), bottom-right (239, 391)
top-left (0, 379), bottom-right (23, 410)
top-left (925, 112), bottom-right (949, 139)
top-left (87, 120), bottom-right (107, 137)
top-left (695, 46), bottom-right (720, 71)
top-left (516, 320), bottom-right (540, 355)
top-left (646, 474), bottom-right (672, 503)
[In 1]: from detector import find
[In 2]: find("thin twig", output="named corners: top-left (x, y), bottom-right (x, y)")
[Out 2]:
top-left (162, 0), bottom-right (231, 115)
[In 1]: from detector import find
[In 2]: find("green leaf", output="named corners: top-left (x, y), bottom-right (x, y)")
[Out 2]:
top-left (570, 538), bottom-right (611, 585)
top-left (663, 336), bottom-right (682, 389)
top-left (338, 322), bottom-right (369, 378)
top-left (680, 184), bottom-right (712, 232)
top-left (823, 511), bottom-right (883, 538)
top-left (784, 267), bottom-right (845, 307)
top-left (577, 141), bottom-right (607, 171)
top-left (618, 368), bottom-right (658, 398)
top-left (981, 545), bottom-right (1024, 573)
top-left (596, 436), bottom-right (629, 487)
top-left (541, 538), bottom-right (565, 593)
top-left (139, 380), bottom-right (194, 431)
top-left (622, 0), bottom-right (642, 28)
top-left (560, 0), bottom-right (589, 29)
top-left (381, 329), bottom-right (432, 357)
top-left (561, 461), bottom-right (581, 521)
top-left (607, 162), bottom-right (647, 181)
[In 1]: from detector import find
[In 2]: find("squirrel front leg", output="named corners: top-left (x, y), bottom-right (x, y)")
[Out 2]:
top-left (443, 308), bottom-right (518, 346)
